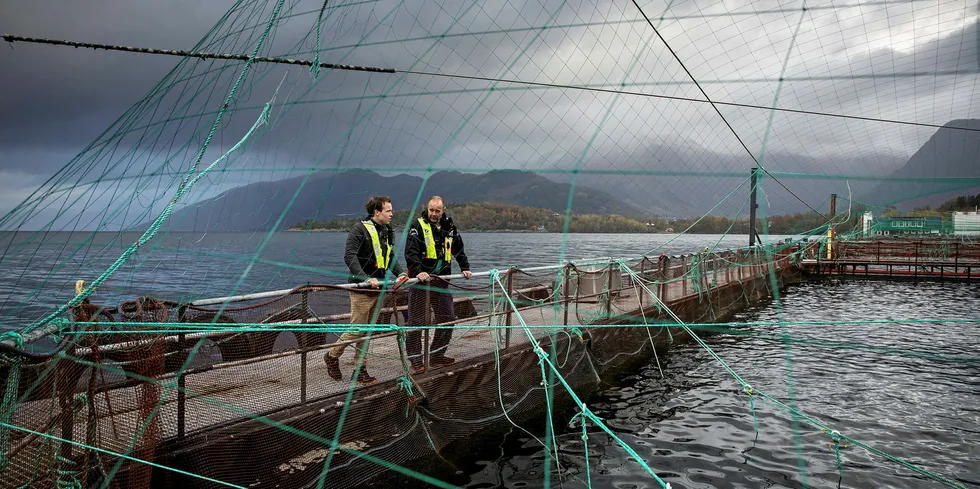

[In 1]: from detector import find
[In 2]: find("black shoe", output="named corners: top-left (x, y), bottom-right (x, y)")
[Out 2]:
top-left (410, 362), bottom-right (425, 375)
top-left (324, 354), bottom-right (342, 381)
top-left (356, 367), bottom-right (377, 386)
top-left (429, 355), bottom-right (456, 368)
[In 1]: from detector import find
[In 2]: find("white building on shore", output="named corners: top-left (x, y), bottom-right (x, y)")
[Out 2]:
top-left (953, 210), bottom-right (980, 236)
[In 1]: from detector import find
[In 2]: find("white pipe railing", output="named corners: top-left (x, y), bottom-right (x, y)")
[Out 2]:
top-left (5, 242), bottom-right (803, 348)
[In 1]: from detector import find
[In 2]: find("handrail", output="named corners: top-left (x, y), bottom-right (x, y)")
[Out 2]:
top-left (4, 242), bottom-right (802, 348)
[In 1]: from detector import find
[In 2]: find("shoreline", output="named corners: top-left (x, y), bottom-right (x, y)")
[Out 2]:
top-left (284, 228), bottom-right (661, 234)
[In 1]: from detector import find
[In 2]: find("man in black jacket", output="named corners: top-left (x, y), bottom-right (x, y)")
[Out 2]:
top-left (325, 195), bottom-right (408, 385)
top-left (404, 196), bottom-right (472, 373)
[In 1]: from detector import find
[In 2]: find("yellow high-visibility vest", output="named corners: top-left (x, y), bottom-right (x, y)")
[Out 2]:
top-left (418, 218), bottom-right (452, 264)
top-left (361, 220), bottom-right (391, 269)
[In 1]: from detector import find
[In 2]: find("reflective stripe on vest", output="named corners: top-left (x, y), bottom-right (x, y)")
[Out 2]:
top-left (418, 217), bottom-right (452, 264)
top-left (361, 220), bottom-right (391, 270)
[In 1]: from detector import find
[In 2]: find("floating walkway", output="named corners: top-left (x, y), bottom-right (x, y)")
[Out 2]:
top-left (799, 239), bottom-right (980, 281)
top-left (3, 238), bottom-right (977, 489)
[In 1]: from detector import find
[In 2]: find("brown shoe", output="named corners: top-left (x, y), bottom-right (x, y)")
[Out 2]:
top-left (410, 362), bottom-right (425, 375)
top-left (324, 353), bottom-right (342, 381)
top-left (356, 367), bottom-right (377, 386)
top-left (429, 355), bottom-right (455, 368)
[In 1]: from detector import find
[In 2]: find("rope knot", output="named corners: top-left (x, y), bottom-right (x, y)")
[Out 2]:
top-left (0, 331), bottom-right (24, 349)
top-left (396, 376), bottom-right (415, 397)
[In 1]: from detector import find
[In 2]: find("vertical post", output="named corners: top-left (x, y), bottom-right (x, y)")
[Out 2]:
top-left (954, 242), bottom-right (959, 273)
top-left (681, 256), bottom-right (688, 297)
top-left (638, 258), bottom-right (645, 309)
top-left (827, 193), bottom-right (837, 260)
top-left (749, 167), bottom-right (758, 247)
top-left (563, 264), bottom-right (571, 326)
top-left (176, 304), bottom-right (186, 440)
top-left (725, 252), bottom-right (731, 283)
top-left (658, 257), bottom-right (668, 302)
top-left (177, 371), bottom-right (186, 441)
top-left (300, 289), bottom-right (308, 405)
top-left (605, 263), bottom-right (614, 319)
top-left (424, 286), bottom-right (431, 367)
top-left (504, 269), bottom-right (514, 349)
top-left (914, 241), bottom-right (920, 279)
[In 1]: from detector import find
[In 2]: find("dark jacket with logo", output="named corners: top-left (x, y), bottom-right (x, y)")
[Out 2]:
top-left (344, 217), bottom-right (405, 284)
top-left (405, 211), bottom-right (471, 278)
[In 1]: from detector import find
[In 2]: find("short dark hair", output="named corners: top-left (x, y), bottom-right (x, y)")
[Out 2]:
top-left (365, 195), bottom-right (391, 216)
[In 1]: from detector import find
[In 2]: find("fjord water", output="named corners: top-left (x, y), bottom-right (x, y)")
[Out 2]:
top-left (0, 231), bottom-right (785, 326)
top-left (2, 232), bottom-right (977, 488)
top-left (456, 279), bottom-right (980, 489)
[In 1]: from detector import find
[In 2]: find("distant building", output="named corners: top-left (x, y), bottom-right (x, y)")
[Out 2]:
top-left (862, 211), bottom-right (874, 237)
top-left (953, 211), bottom-right (980, 236)
top-left (869, 216), bottom-right (946, 236)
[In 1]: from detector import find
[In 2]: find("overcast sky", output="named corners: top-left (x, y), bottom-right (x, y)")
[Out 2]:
top-left (0, 0), bottom-right (977, 230)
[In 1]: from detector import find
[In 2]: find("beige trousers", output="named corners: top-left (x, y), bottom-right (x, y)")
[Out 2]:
top-left (327, 291), bottom-right (381, 367)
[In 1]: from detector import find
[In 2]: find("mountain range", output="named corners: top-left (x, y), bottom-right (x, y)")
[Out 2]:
top-left (143, 119), bottom-right (980, 232)
top-left (151, 169), bottom-right (646, 232)
top-left (858, 119), bottom-right (980, 210)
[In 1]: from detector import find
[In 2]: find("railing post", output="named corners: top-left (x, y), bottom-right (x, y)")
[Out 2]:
top-left (563, 264), bottom-right (571, 326)
top-left (638, 258), bottom-right (645, 309)
top-left (424, 286), bottom-right (431, 367)
top-left (605, 263), bottom-right (614, 319)
top-left (177, 305), bottom-right (186, 441)
top-left (914, 241), bottom-right (920, 279)
top-left (682, 255), bottom-right (688, 297)
top-left (505, 268), bottom-right (514, 349)
top-left (955, 242), bottom-right (959, 273)
top-left (300, 289), bottom-right (308, 405)
top-left (177, 371), bottom-right (186, 441)
top-left (725, 252), bottom-right (731, 283)
top-left (658, 256), bottom-right (668, 302)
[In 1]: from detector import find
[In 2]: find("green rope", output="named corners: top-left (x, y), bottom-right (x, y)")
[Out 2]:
top-left (309, 0), bottom-right (329, 80)
top-left (828, 429), bottom-right (845, 480)
top-left (743, 386), bottom-right (760, 442)
top-left (569, 411), bottom-right (593, 488)
top-left (489, 269), bottom-right (672, 489)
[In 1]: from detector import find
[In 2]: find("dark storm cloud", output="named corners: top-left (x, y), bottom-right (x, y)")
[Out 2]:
top-left (0, 0), bottom-right (977, 226)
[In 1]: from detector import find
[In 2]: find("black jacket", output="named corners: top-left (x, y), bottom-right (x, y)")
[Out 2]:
top-left (405, 211), bottom-right (471, 277)
top-left (344, 217), bottom-right (405, 284)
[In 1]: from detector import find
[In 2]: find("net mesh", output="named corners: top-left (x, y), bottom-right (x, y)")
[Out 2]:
top-left (1, 1), bottom-right (978, 488)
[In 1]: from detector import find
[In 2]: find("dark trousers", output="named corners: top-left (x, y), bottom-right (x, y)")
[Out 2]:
top-left (406, 282), bottom-right (456, 363)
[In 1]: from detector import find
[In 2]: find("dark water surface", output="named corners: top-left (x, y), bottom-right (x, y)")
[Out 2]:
top-left (456, 280), bottom-right (980, 489)
top-left (2, 232), bottom-right (977, 488)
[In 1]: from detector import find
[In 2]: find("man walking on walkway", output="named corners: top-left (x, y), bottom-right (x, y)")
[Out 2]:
top-left (325, 195), bottom-right (408, 385)
top-left (404, 196), bottom-right (472, 373)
